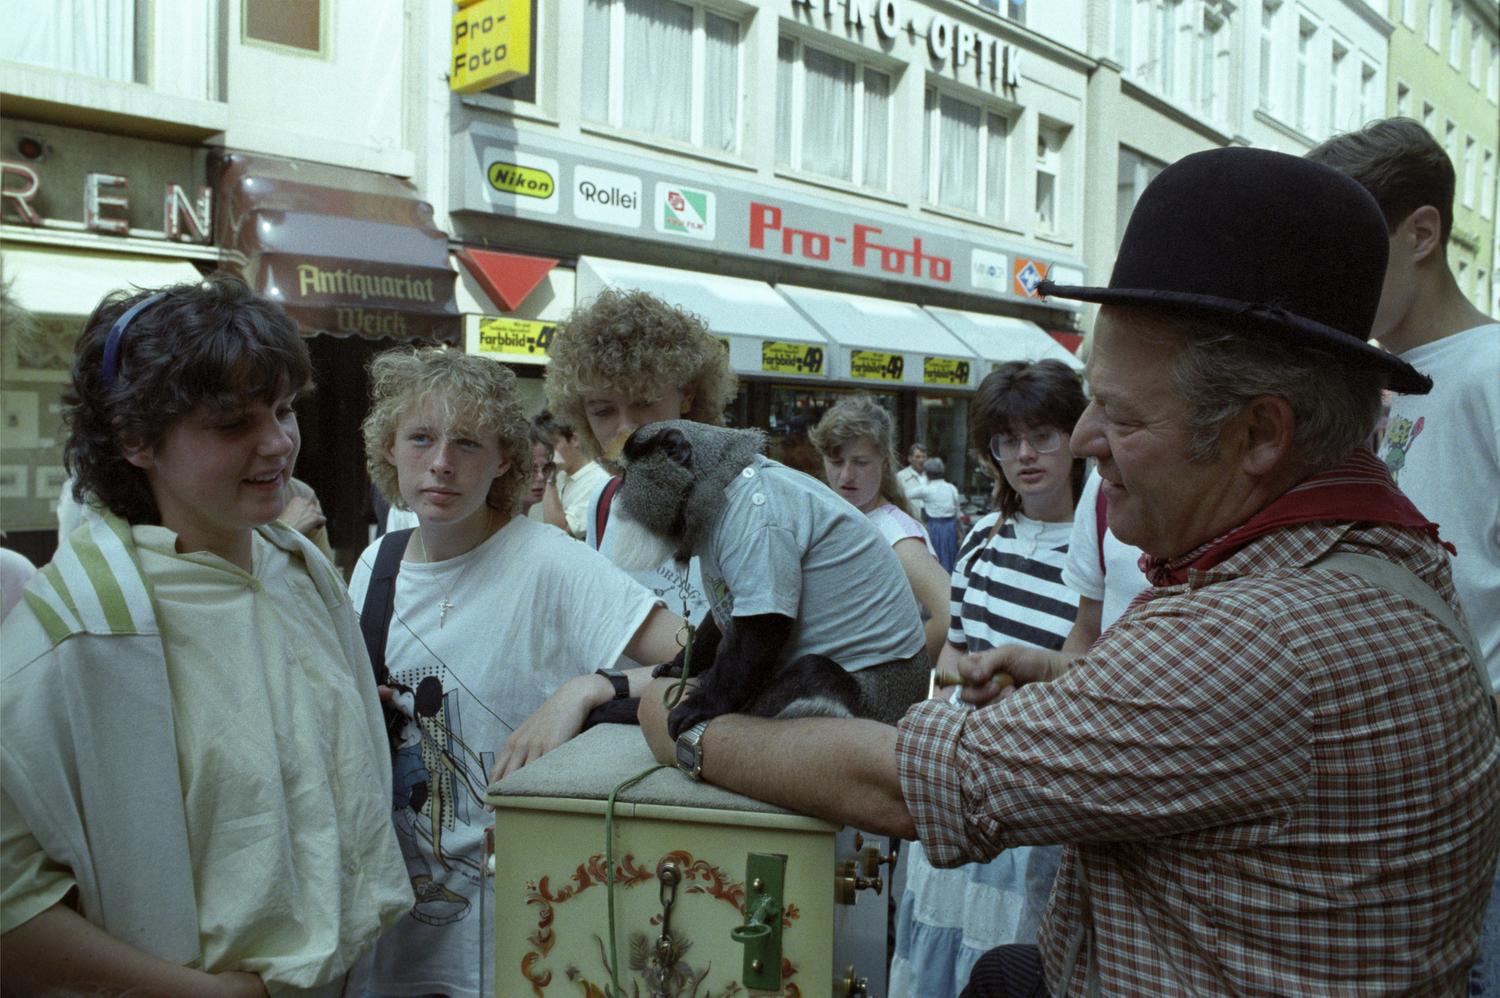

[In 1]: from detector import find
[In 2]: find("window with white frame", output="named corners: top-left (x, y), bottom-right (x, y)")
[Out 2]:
top-left (1035, 121), bottom-right (1069, 234)
top-left (1296, 17), bottom-right (1316, 134)
top-left (1444, 120), bottom-right (1458, 166)
top-left (1197, 3), bottom-right (1231, 122)
top-left (1482, 149), bottom-right (1495, 219)
top-left (1469, 18), bottom-right (1482, 86)
top-left (1422, 100), bottom-right (1436, 134)
top-left (1117, 147), bottom-right (1166, 250)
top-left (0, 0), bottom-right (146, 81)
top-left (1328, 41), bottom-right (1346, 132)
top-left (922, 87), bottom-right (1012, 220)
top-left (1396, 81), bottom-right (1411, 117)
top-left (1463, 135), bottom-right (1477, 207)
top-left (1477, 269), bottom-right (1489, 310)
top-left (582, 0), bottom-right (742, 154)
top-left (1457, 258), bottom-right (1468, 293)
top-left (1358, 62), bottom-right (1376, 126)
top-left (1490, 42), bottom-right (1498, 101)
top-left (1426, 0), bottom-right (1440, 49)
top-left (1401, 0), bottom-right (1415, 28)
top-left (1259, 0), bottom-right (1280, 110)
top-left (1448, 2), bottom-right (1461, 68)
top-left (777, 36), bottom-right (891, 190)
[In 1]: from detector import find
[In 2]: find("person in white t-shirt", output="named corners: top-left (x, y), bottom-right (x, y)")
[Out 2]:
top-left (897, 442), bottom-right (929, 518)
top-left (1058, 470), bottom-right (1149, 651)
top-left (545, 288), bottom-right (739, 629)
top-left (351, 347), bottom-right (685, 998)
top-left (909, 458), bottom-right (962, 572)
top-left (533, 409), bottom-right (608, 538)
top-left (1309, 117), bottom-right (1500, 992)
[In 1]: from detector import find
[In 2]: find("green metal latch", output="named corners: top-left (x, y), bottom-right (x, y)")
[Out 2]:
top-left (730, 852), bottom-right (785, 991)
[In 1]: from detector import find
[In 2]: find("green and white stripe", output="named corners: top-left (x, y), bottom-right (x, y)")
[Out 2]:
top-left (23, 511), bottom-right (157, 646)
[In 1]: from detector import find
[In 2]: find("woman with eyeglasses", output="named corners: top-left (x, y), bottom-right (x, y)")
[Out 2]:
top-left (890, 359), bottom-right (1089, 998)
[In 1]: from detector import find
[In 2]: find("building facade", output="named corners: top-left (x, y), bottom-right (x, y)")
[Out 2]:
top-left (1, 0), bottom-right (448, 565)
top-left (434, 0), bottom-right (1090, 498)
top-left (1385, 0), bottom-right (1499, 313)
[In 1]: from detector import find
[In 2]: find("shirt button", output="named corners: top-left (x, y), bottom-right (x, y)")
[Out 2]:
top-left (741, 467), bottom-right (755, 478)
top-left (751, 493), bottom-right (766, 506)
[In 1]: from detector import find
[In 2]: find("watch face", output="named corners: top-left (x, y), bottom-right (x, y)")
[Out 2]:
top-left (675, 737), bottom-right (696, 772)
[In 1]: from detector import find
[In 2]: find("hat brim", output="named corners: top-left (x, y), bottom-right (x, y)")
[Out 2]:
top-left (1037, 281), bottom-right (1432, 395)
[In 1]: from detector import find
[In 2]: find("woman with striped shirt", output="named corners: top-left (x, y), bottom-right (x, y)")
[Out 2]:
top-left (890, 360), bottom-right (1089, 998)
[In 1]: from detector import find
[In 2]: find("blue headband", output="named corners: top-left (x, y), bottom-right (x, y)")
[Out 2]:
top-left (100, 293), bottom-right (167, 390)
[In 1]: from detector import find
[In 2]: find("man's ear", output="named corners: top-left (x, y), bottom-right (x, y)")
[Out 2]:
top-left (1236, 395), bottom-right (1296, 477)
top-left (1404, 204), bottom-right (1443, 264)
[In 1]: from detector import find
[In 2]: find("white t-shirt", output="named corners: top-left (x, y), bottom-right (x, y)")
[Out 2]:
top-left (348, 516), bottom-right (661, 997)
top-left (897, 465), bottom-right (928, 516)
top-left (1060, 471), bottom-right (1150, 631)
top-left (556, 460), bottom-right (609, 538)
top-left (587, 477), bottom-right (711, 630)
top-left (910, 480), bottom-right (960, 518)
top-left (868, 502), bottom-right (936, 556)
top-left (1381, 323), bottom-right (1500, 690)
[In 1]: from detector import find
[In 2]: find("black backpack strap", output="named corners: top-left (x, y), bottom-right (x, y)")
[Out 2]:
top-left (593, 475), bottom-right (624, 549)
top-left (359, 528), bottom-right (414, 685)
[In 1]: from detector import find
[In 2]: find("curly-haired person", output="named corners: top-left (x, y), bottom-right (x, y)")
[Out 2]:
top-left (349, 347), bottom-right (684, 998)
top-left (0, 276), bottom-right (411, 996)
top-left (545, 287), bottom-right (738, 626)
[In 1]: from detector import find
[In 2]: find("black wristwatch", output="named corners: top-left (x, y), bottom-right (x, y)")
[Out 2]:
top-left (675, 721), bottom-right (710, 781)
top-left (595, 668), bottom-right (630, 701)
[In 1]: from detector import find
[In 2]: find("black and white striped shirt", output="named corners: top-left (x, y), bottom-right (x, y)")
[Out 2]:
top-left (949, 512), bottom-right (1077, 653)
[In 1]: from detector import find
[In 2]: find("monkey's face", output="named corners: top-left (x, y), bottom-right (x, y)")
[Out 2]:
top-left (609, 423), bottom-right (699, 570)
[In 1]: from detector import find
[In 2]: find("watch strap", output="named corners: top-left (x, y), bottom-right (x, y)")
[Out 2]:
top-left (595, 669), bottom-right (630, 701)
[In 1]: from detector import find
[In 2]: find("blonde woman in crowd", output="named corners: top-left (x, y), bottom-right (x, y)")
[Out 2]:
top-left (809, 396), bottom-right (950, 667)
top-left (545, 287), bottom-right (738, 626)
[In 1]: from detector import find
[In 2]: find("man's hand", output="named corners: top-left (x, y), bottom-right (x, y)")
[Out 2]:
top-left (489, 673), bottom-right (613, 781)
top-left (956, 644), bottom-right (1075, 707)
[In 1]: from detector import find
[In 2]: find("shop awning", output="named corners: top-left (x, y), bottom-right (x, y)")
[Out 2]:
top-left (776, 284), bottom-right (982, 391)
top-left (2, 246), bottom-right (202, 315)
top-left (213, 151), bottom-right (459, 343)
top-left (576, 257), bottom-right (831, 381)
top-left (925, 306), bottom-right (1084, 371)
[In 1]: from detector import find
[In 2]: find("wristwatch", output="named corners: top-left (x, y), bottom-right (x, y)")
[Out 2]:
top-left (675, 721), bottom-right (710, 781)
top-left (595, 668), bottom-right (631, 701)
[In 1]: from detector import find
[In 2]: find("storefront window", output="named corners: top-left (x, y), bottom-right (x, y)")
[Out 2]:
top-left (0, 0), bottom-right (147, 82)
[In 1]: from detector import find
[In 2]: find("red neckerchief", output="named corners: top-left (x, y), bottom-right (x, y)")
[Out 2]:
top-left (1139, 448), bottom-right (1451, 588)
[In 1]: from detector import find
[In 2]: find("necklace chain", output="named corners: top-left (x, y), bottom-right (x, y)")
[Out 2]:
top-left (411, 508), bottom-right (496, 627)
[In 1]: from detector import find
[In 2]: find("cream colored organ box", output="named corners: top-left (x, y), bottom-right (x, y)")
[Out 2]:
top-left (486, 726), bottom-right (892, 997)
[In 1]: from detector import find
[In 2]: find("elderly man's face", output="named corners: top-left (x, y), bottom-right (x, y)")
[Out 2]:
top-left (1072, 310), bottom-right (1246, 559)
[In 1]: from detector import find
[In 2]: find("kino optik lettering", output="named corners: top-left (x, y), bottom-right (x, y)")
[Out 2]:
top-left (748, 202), bottom-right (952, 283)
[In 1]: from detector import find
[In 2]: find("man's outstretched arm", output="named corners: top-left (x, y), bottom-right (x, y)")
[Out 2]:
top-left (638, 677), bottom-right (917, 838)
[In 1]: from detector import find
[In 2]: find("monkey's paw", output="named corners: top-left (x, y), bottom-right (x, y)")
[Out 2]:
top-left (667, 696), bottom-right (727, 740)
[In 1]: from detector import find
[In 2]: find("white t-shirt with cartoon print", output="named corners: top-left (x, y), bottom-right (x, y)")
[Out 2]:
top-left (1380, 322), bottom-right (1500, 690)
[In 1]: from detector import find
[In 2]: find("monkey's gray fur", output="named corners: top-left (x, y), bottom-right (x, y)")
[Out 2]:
top-left (614, 420), bottom-right (767, 563)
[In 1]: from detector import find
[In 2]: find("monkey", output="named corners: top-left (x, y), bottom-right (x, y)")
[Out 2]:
top-left (609, 420), bottom-right (928, 739)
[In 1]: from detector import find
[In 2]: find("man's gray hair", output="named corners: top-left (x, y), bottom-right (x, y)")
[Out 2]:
top-left (1139, 310), bottom-right (1384, 472)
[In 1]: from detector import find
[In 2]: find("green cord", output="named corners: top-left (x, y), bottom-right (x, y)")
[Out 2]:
top-left (604, 762), bottom-right (666, 998)
top-left (661, 617), bottom-right (696, 710)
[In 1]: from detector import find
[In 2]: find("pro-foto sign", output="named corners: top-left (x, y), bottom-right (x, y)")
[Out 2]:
top-left (451, 0), bottom-right (530, 94)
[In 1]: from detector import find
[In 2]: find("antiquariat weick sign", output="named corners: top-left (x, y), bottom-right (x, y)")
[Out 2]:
top-left (451, 0), bottom-right (531, 94)
top-left (458, 125), bottom-right (1086, 306)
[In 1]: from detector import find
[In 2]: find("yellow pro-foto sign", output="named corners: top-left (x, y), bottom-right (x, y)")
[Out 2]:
top-left (451, 0), bottom-right (531, 94)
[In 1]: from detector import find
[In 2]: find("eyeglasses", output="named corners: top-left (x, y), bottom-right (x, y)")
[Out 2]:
top-left (989, 427), bottom-right (1066, 462)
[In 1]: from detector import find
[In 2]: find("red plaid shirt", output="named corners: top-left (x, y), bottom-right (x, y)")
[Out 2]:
top-left (897, 522), bottom-right (1500, 995)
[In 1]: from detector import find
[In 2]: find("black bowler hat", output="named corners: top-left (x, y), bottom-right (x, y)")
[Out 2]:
top-left (1038, 147), bottom-right (1431, 395)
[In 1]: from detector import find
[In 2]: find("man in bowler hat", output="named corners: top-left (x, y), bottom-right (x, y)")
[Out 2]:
top-left (638, 146), bottom-right (1500, 995)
